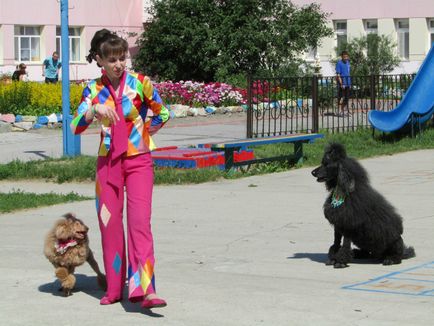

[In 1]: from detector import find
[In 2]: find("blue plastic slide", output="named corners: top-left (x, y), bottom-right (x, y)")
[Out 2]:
top-left (368, 43), bottom-right (434, 133)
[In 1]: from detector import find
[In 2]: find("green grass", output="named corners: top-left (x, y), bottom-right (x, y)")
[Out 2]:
top-left (0, 155), bottom-right (96, 183)
top-left (248, 127), bottom-right (434, 172)
top-left (0, 190), bottom-right (92, 213)
top-left (304, 127), bottom-right (434, 166)
top-left (1, 128), bottom-right (434, 184)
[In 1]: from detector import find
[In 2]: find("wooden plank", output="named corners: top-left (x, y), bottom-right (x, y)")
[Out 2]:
top-left (210, 133), bottom-right (324, 149)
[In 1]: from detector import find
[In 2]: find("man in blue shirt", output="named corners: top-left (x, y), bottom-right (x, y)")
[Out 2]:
top-left (336, 50), bottom-right (351, 116)
top-left (42, 51), bottom-right (62, 83)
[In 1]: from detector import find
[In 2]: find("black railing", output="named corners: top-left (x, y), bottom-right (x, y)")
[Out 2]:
top-left (247, 74), bottom-right (415, 137)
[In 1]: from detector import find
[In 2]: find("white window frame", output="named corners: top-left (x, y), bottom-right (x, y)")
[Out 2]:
top-left (429, 18), bottom-right (434, 47)
top-left (14, 26), bottom-right (41, 62)
top-left (335, 20), bottom-right (348, 50)
top-left (364, 19), bottom-right (378, 34)
top-left (56, 27), bottom-right (82, 62)
top-left (396, 19), bottom-right (409, 60)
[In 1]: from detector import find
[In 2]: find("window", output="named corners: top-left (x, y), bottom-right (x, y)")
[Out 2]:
top-left (396, 19), bottom-right (409, 59)
top-left (429, 19), bottom-right (434, 46)
top-left (364, 19), bottom-right (378, 34)
top-left (14, 26), bottom-right (41, 62)
top-left (335, 21), bottom-right (347, 50)
top-left (56, 27), bottom-right (81, 62)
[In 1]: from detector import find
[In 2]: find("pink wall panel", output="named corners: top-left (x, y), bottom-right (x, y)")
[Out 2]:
top-left (291, 0), bottom-right (434, 20)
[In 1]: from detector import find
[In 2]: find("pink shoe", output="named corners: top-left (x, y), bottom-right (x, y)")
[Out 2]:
top-left (100, 296), bottom-right (122, 305)
top-left (141, 298), bottom-right (167, 309)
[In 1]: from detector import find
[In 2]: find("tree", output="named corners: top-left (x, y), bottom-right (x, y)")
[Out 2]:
top-left (333, 34), bottom-right (401, 76)
top-left (133, 0), bottom-right (332, 81)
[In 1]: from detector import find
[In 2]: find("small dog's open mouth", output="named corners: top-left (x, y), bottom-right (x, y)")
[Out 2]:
top-left (75, 231), bottom-right (87, 239)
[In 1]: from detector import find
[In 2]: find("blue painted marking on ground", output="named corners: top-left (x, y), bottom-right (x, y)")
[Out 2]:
top-left (343, 261), bottom-right (434, 297)
top-left (419, 289), bottom-right (434, 296)
top-left (388, 276), bottom-right (434, 284)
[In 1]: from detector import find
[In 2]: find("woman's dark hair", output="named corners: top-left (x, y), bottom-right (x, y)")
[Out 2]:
top-left (86, 29), bottom-right (129, 67)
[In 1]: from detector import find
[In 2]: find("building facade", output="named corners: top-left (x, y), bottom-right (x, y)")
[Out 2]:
top-left (292, 0), bottom-right (434, 75)
top-left (2, 0), bottom-right (433, 80)
top-left (0, 0), bottom-right (144, 81)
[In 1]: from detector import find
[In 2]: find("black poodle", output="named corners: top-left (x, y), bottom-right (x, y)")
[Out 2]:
top-left (311, 143), bottom-right (415, 268)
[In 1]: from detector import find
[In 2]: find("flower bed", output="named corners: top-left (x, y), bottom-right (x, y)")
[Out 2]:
top-left (0, 79), bottom-right (250, 132)
top-left (155, 81), bottom-right (247, 107)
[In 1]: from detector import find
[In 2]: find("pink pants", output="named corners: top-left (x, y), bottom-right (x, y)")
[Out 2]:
top-left (95, 152), bottom-right (156, 302)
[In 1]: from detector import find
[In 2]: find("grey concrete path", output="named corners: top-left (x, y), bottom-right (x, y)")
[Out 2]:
top-left (1, 149), bottom-right (434, 325)
top-left (0, 114), bottom-right (246, 163)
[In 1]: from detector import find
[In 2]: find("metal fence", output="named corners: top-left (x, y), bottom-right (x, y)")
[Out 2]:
top-left (246, 74), bottom-right (415, 138)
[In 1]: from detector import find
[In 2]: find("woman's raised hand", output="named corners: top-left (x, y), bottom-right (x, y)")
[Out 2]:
top-left (94, 104), bottom-right (120, 125)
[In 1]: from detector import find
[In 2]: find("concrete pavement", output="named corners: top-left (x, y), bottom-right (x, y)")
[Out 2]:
top-left (0, 114), bottom-right (246, 163)
top-left (1, 149), bottom-right (434, 325)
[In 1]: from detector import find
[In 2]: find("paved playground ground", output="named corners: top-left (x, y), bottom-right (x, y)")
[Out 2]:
top-left (1, 149), bottom-right (434, 325)
top-left (0, 114), bottom-right (247, 163)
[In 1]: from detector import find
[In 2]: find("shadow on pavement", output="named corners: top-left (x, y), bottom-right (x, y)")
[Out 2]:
top-left (288, 252), bottom-right (328, 263)
top-left (23, 150), bottom-right (50, 159)
top-left (38, 274), bottom-right (104, 300)
top-left (39, 277), bottom-right (165, 317)
top-left (288, 252), bottom-right (381, 265)
top-left (120, 300), bottom-right (165, 318)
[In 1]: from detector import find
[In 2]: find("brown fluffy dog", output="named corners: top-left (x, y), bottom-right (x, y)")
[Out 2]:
top-left (44, 213), bottom-right (106, 296)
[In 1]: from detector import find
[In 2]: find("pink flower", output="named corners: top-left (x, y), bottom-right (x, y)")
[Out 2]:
top-left (155, 80), bottom-right (247, 107)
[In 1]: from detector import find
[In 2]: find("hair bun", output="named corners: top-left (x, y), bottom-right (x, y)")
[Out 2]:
top-left (86, 49), bottom-right (97, 64)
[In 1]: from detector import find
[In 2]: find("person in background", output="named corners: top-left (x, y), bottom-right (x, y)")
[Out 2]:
top-left (70, 29), bottom-right (170, 309)
top-left (12, 63), bottom-right (28, 82)
top-left (42, 51), bottom-right (61, 83)
top-left (336, 50), bottom-right (351, 117)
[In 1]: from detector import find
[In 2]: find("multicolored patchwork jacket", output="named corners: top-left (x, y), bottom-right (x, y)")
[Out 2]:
top-left (71, 71), bottom-right (170, 156)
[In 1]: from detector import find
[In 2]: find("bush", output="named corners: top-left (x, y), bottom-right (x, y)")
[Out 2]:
top-left (0, 82), bottom-right (83, 116)
top-left (134, 0), bottom-right (332, 81)
top-left (0, 82), bottom-right (32, 114)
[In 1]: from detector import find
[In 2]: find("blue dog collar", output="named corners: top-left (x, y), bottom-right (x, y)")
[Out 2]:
top-left (331, 189), bottom-right (345, 208)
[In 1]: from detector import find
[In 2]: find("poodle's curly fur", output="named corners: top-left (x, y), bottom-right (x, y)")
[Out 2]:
top-left (44, 213), bottom-right (106, 296)
top-left (312, 143), bottom-right (415, 268)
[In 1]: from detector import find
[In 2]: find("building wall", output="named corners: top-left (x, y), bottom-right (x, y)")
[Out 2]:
top-left (143, 0), bottom-right (153, 22)
top-left (0, 25), bottom-right (4, 65)
top-left (317, 21), bottom-right (335, 63)
top-left (293, 0), bottom-right (434, 75)
top-left (410, 18), bottom-right (430, 60)
top-left (292, 0), bottom-right (434, 20)
top-left (2, 0), bottom-right (432, 80)
top-left (0, 0), bottom-right (144, 81)
top-left (346, 19), bottom-right (364, 39)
